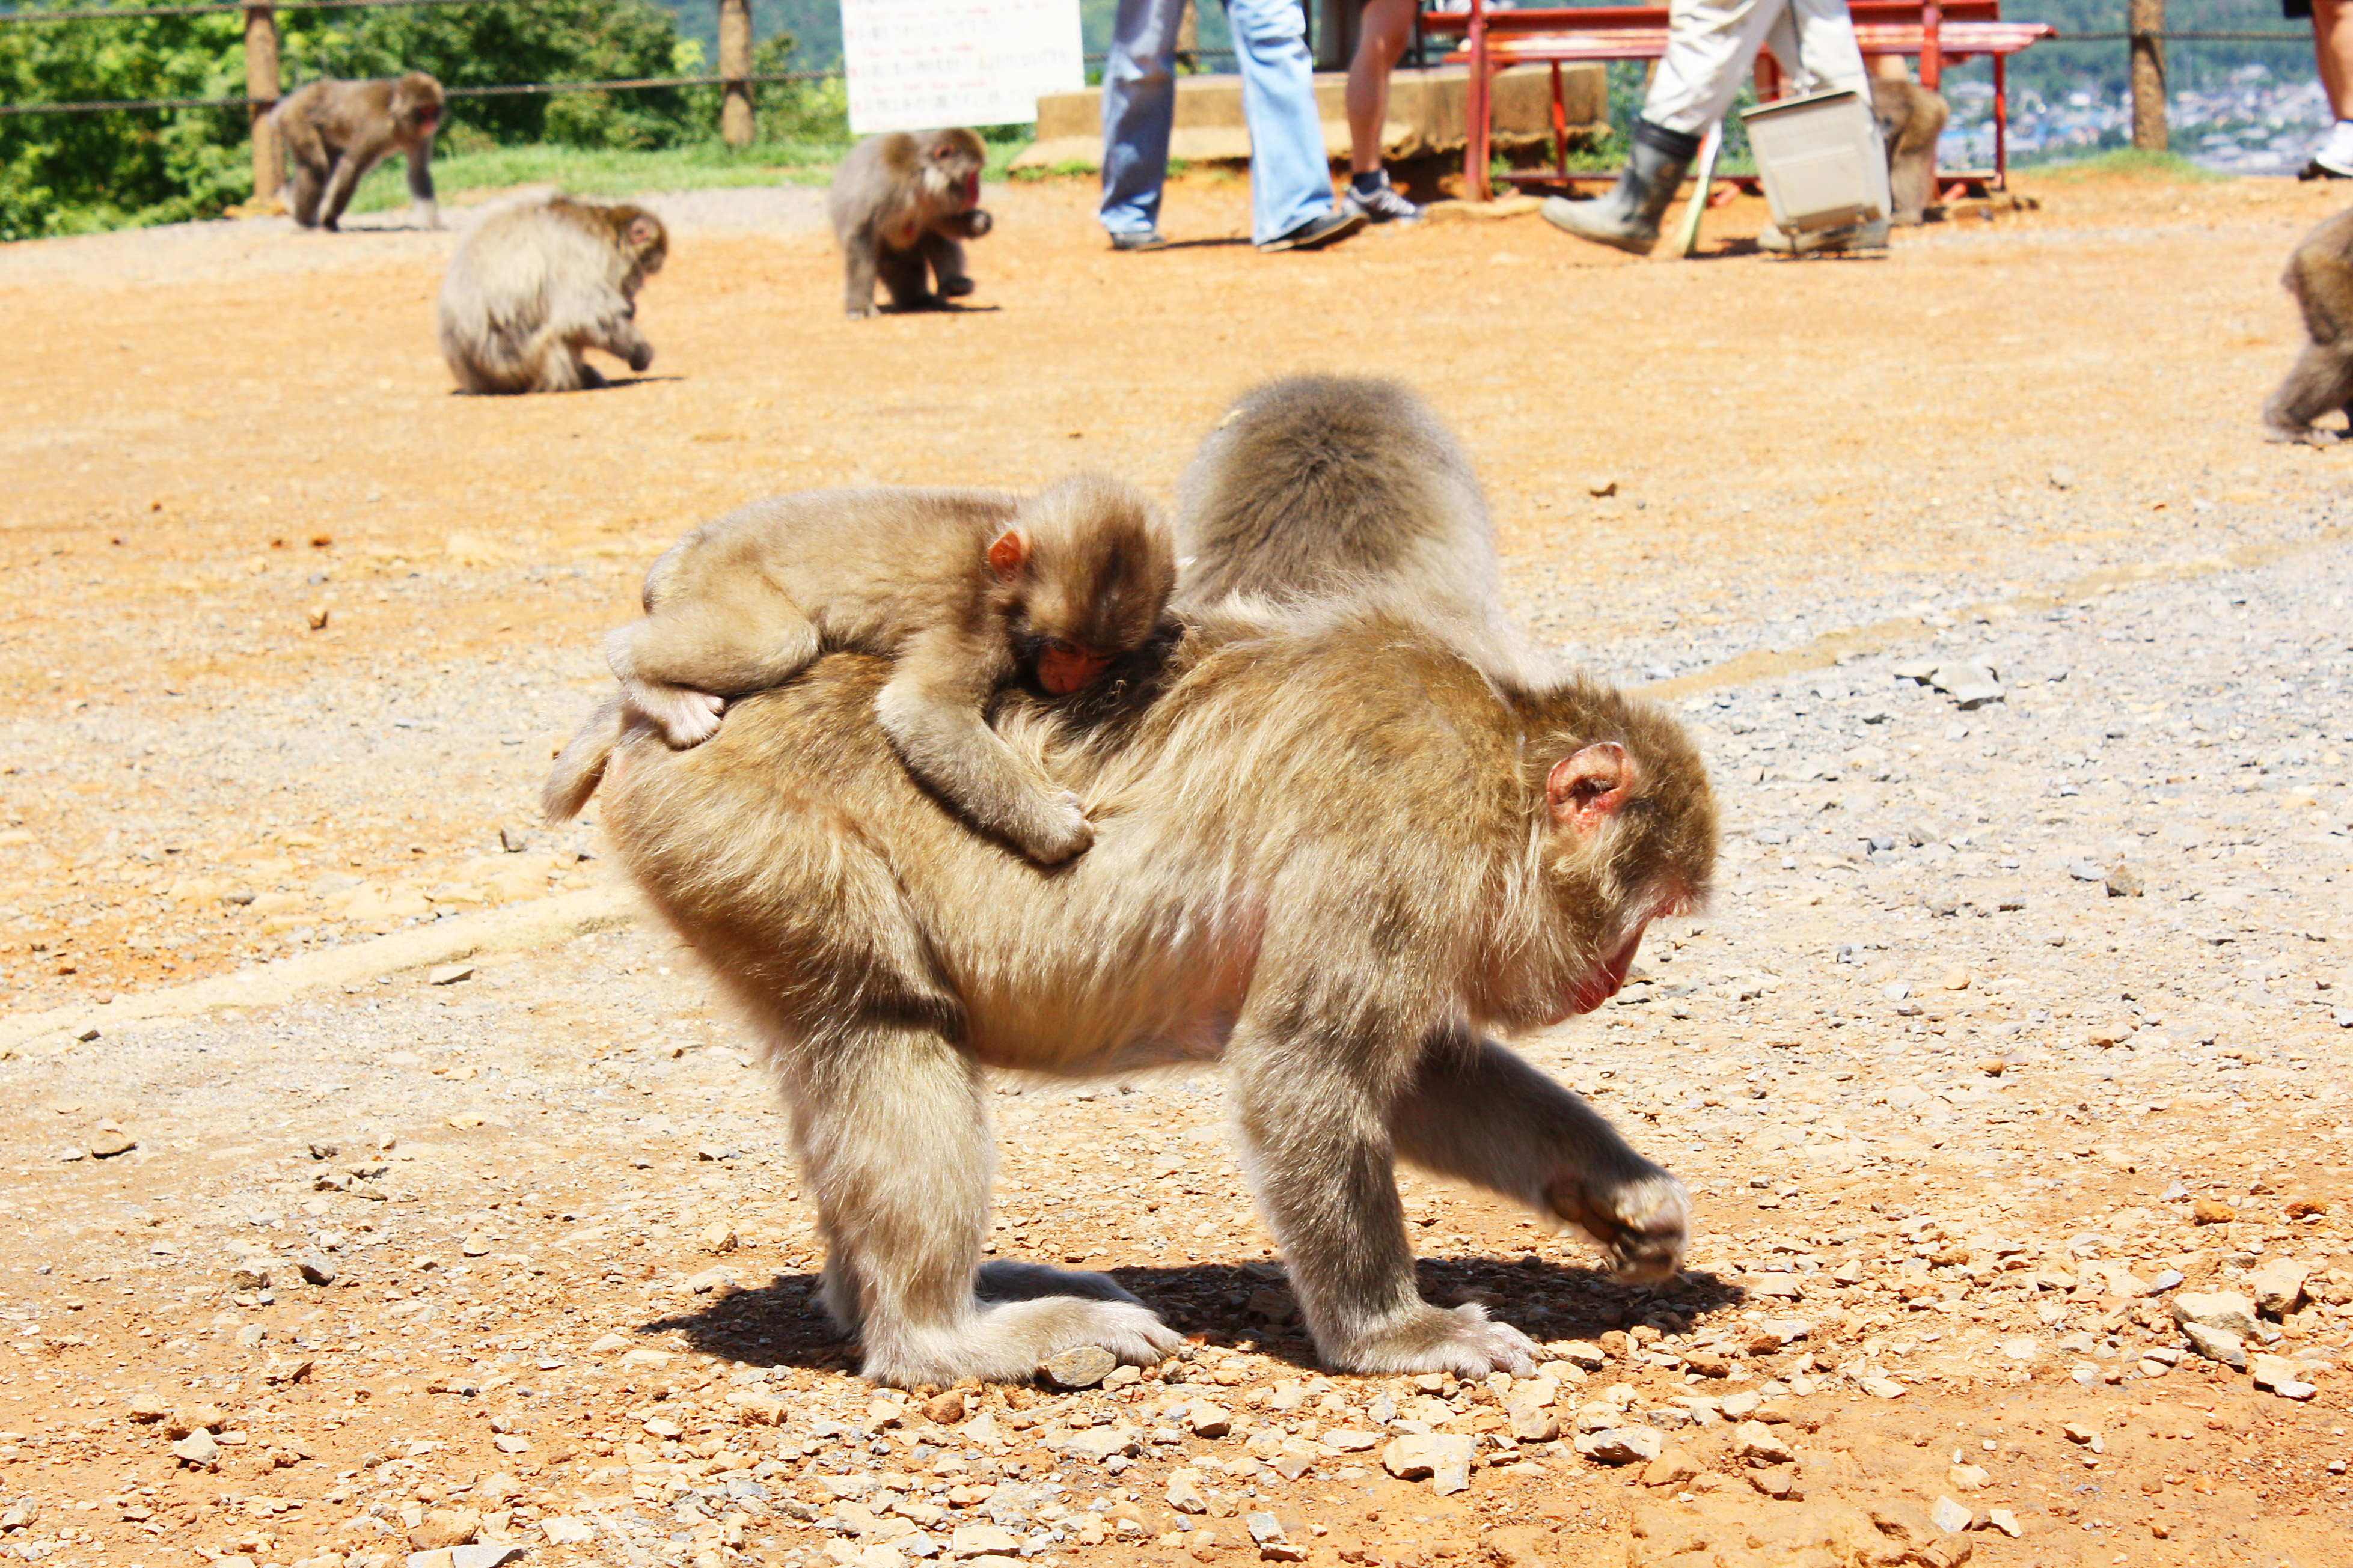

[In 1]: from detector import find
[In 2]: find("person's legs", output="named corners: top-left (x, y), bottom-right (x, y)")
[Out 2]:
top-left (1643, 0), bottom-right (1785, 135)
top-left (1347, 0), bottom-right (1416, 174)
top-left (2310, 0), bottom-right (2353, 173)
top-left (1225, 0), bottom-right (1345, 245)
top-left (1100, 0), bottom-right (1186, 237)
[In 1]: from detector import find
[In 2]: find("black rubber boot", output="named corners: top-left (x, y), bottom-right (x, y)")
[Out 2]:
top-left (1540, 120), bottom-right (1701, 256)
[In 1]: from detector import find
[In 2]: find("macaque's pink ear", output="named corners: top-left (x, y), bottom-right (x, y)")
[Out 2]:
top-left (1547, 742), bottom-right (1637, 834)
top-left (986, 528), bottom-right (1027, 582)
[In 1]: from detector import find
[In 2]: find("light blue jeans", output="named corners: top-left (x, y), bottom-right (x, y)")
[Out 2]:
top-left (1100, 0), bottom-right (1336, 246)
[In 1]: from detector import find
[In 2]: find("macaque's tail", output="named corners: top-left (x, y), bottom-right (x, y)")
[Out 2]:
top-left (543, 695), bottom-right (623, 823)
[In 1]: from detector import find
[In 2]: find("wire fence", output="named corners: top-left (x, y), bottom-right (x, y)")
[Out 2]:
top-left (0, 69), bottom-right (845, 117)
top-left (0, 0), bottom-right (489, 22)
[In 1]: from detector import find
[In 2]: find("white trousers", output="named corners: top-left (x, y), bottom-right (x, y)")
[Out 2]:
top-left (1642, 0), bottom-right (1871, 135)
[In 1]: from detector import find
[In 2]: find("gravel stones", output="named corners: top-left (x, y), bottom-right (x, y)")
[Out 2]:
top-left (405, 1507), bottom-right (480, 1549)
top-left (170, 1428), bottom-right (219, 1468)
top-left (1576, 1426), bottom-right (1665, 1466)
top-left (2180, 1323), bottom-right (2248, 1370)
top-left (2170, 1291), bottom-right (2259, 1337)
top-left (1039, 1344), bottom-right (1116, 1390)
top-left (1382, 1433), bottom-right (1476, 1493)
top-left (2246, 1258), bottom-right (2309, 1316)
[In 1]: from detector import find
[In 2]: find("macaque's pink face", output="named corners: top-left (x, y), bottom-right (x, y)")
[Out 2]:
top-left (1035, 641), bottom-right (1113, 695)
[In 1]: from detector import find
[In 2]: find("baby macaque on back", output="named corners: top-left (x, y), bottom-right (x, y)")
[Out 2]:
top-left (601, 476), bottom-right (1172, 864)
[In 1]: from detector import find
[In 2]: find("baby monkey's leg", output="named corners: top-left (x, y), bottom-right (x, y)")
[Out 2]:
top-left (606, 587), bottom-right (822, 747)
top-left (874, 629), bottom-right (1092, 864)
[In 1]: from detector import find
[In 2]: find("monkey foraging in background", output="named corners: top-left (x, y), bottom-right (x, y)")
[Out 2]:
top-left (273, 72), bottom-right (444, 231)
top-left (548, 475), bottom-right (1173, 865)
top-left (1176, 374), bottom-right (1532, 679)
top-left (546, 385), bottom-right (1716, 1388)
top-left (436, 194), bottom-right (667, 395)
top-left (1868, 60), bottom-right (1949, 228)
top-left (2263, 204), bottom-right (2353, 445)
top-left (828, 128), bottom-right (994, 318)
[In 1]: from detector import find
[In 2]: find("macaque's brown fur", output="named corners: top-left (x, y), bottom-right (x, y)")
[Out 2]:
top-left (273, 72), bottom-right (444, 231)
top-left (545, 385), bottom-right (1715, 1388)
top-left (2264, 204), bottom-right (2353, 445)
top-left (551, 476), bottom-right (1173, 865)
top-left (436, 194), bottom-right (667, 395)
top-left (1869, 69), bottom-right (1948, 228)
top-left (1176, 375), bottom-right (1529, 678)
top-left (828, 128), bottom-right (993, 318)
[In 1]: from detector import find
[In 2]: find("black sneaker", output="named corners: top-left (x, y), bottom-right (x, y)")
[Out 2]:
top-left (1342, 172), bottom-right (1423, 224)
top-left (1109, 228), bottom-right (1169, 251)
top-left (1256, 207), bottom-right (1366, 253)
top-left (2299, 157), bottom-right (2353, 181)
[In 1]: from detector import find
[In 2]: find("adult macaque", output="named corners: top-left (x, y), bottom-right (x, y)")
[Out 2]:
top-left (2263, 204), bottom-right (2353, 445)
top-left (828, 128), bottom-right (993, 318)
top-left (548, 387), bottom-right (1716, 1388)
top-left (1176, 375), bottom-right (1529, 676)
top-left (551, 476), bottom-right (1172, 865)
top-left (436, 194), bottom-right (667, 395)
top-left (273, 72), bottom-right (444, 231)
top-left (1868, 59), bottom-right (1949, 228)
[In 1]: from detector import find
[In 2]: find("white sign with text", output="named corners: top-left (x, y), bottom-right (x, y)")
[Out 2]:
top-left (840, 0), bottom-right (1085, 135)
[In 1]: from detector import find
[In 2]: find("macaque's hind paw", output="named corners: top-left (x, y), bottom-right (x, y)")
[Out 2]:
top-left (857, 1295), bottom-right (1180, 1388)
top-left (1330, 1302), bottom-right (1537, 1379)
top-left (1550, 1170), bottom-right (1690, 1284)
top-left (626, 683), bottom-right (726, 748)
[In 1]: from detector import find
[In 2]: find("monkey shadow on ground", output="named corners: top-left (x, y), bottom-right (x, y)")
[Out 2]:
top-left (636, 1258), bottom-right (1749, 1376)
top-left (444, 374), bottom-right (684, 397)
top-left (877, 302), bottom-right (1005, 316)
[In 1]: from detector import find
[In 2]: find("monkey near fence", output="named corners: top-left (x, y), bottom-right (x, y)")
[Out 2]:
top-left (274, 72), bottom-right (444, 232)
top-left (2264, 205), bottom-right (2353, 445)
top-left (436, 195), bottom-right (667, 396)
top-left (550, 382), bottom-right (1713, 1388)
top-left (1871, 73), bottom-right (1948, 227)
top-left (552, 476), bottom-right (1173, 865)
top-left (828, 129), bottom-right (994, 318)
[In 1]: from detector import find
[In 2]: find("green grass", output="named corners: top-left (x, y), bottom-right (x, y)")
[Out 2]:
top-left (346, 127), bottom-right (1040, 213)
top-left (2025, 148), bottom-right (2227, 183)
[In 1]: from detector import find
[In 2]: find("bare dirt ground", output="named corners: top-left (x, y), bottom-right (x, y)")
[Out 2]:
top-left (0, 169), bottom-right (2349, 1568)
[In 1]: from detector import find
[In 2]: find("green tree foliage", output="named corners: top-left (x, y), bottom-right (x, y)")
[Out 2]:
top-left (0, 6), bottom-right (251, 237)
top-left (0, 0), bottom-right (706, 239)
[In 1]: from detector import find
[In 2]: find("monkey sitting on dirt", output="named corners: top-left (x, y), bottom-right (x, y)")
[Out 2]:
top-left (436, 193), bottom-right (668, 395)
top-left (546, 476), bottom-right (1173, 865)
top-left (272, 72), bottom-right (445, 231)
top-left (828, 127), bottom-right (994, 318)
top-left (2263, 204), bottom-right (2353, 445)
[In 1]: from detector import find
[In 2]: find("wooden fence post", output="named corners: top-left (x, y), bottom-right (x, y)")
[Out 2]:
top-left (245, 3), bottom-right (283, 198)
top-left (2128, 0), bottom-right (2166, 152)
top-left (719, 0), bottom-right (754, 147)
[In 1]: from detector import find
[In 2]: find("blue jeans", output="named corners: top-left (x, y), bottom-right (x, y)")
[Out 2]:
top-left (1100, 0), bottom-right (1336, 246)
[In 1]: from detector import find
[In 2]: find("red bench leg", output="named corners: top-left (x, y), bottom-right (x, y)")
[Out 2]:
top-left (1992, 53), bottom-right (2008, 190)
top-left (1550, 61), bottom-right (1568, 184)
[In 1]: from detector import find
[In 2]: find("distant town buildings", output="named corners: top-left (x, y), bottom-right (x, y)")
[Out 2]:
top-left (1939, 61), bottom-right (2333, 175)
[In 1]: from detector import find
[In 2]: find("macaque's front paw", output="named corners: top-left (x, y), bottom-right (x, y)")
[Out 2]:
top-left (846, 304), bottom-right (878, 320)
top-left (1549, 1168), bottom-right (1689, 1284)
top-left (938, 276), bottom-right (976, 298)
top-left (1017, 796), bottom-right (1094, 865)
top-left (1331, 1302), bottom-right (1537, 1378)
top-left (628, 346), bottom-right (654, 373)
top-left (626, 683), bottom-right (727, 748)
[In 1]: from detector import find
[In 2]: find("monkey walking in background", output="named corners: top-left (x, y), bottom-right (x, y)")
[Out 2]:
top-left (828, 128), bottom-right (994, 318)
top-left (436, 194), bottom-right (667, 395)
top-left (2263, 205), bottom-right (2353, 445)
top-left (547, 382), bottom-right (1715, 1388)
top-left (548, 476), bottom-right (1172, 865)
top-left (272, 72), bottom-right (444, 231)
top-left (1175, 374), bottom-right (1534, 680)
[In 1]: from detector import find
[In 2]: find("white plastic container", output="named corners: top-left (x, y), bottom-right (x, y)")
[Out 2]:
top-left (1739, 88), bottom-right (1889, 234)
